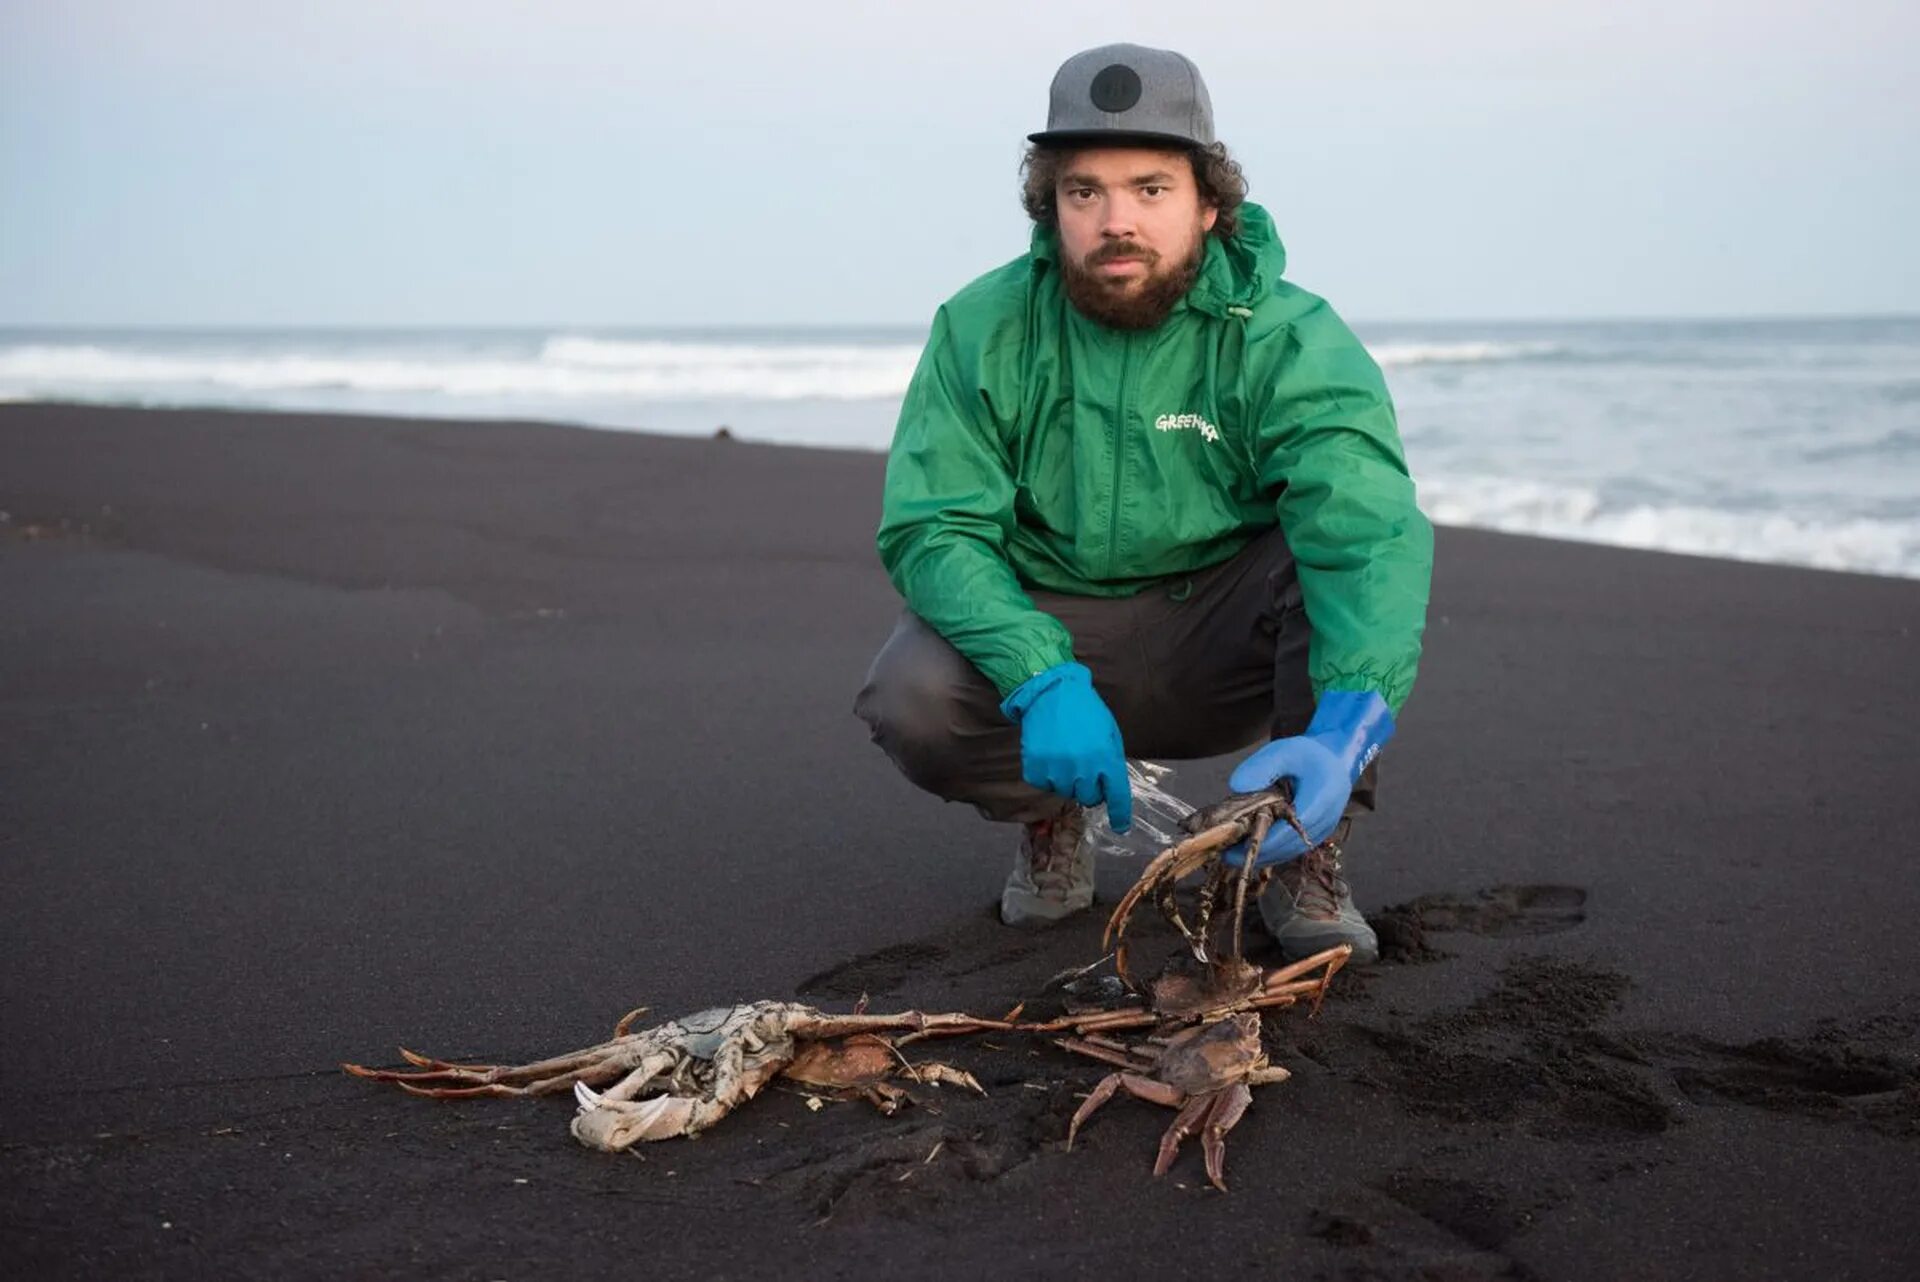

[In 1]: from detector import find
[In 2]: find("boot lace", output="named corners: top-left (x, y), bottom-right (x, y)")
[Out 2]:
top-left (1295, 841), bottom-right (1352, 920)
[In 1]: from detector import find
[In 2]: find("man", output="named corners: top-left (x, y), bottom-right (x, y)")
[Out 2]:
top-left (854, 43), bottom-right (1432, 965)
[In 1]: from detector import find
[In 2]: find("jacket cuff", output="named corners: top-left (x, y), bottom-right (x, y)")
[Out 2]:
top-left (999, 660), bottom-right (1089, 722)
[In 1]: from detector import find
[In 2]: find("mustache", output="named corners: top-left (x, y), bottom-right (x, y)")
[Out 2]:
top-left (1086, 240), bottom-right (1159, 266)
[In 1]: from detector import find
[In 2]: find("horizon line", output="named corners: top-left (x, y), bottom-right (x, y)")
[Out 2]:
top-left (0, 309), bottom-right (1916, 332)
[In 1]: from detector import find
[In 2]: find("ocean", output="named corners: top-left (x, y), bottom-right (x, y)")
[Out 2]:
top-left (3, 317), bottom-right (1916, 580)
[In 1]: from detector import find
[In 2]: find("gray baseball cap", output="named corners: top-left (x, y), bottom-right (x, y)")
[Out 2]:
top-left (1029, 43), bottom-right (1214, 150)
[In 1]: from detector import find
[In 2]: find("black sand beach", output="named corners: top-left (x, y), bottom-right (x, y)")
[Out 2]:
top-left (4, 402), bottom-right (1918, 1279)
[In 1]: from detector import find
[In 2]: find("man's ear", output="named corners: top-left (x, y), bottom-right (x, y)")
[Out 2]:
top-left (1201, 204), bottom-right (1219, 233)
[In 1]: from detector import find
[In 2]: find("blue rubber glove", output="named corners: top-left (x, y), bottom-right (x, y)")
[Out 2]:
top-left (1223, 690), bottom-right (1394, 867)
top-left (1000, 662), bottom-right (1134, 833)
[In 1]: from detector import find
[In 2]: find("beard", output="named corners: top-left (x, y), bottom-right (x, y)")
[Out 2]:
top-left (1060, 229), bottom-right (1206, 331)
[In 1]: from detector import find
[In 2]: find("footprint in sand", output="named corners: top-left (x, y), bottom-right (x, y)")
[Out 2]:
top-left (1667, 1031), bottom-right (1920, 1135)
top-left (1370, 884), bottom-right (1588, 961)
top-left (1414, 884), bottom-right (1589, 936)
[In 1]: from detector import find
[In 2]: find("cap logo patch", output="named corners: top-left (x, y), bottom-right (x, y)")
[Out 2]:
top-left (1089, 64), bottom-right (1142, 113)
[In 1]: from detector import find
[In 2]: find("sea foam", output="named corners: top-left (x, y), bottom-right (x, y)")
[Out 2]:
top-left (4, 320), bottom-right (1916, 581)
top-left (1368, 340), bottom-right (1562, 368)
top-left (1419, 474), bottom-right (1920, 579)
top-left (0, 338), bottom-right (924, 402)
top-left (0, 334), bottom-right (1555, 405)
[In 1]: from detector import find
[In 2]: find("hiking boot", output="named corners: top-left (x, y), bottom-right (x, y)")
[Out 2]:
top-left (999, 807), bottom-right (1094, 927)
top-left (1257, 839), bottom-right (1380, 965)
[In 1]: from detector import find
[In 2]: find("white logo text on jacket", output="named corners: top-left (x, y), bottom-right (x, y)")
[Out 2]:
top-left (1154, 412), bottom-right (1220, 443)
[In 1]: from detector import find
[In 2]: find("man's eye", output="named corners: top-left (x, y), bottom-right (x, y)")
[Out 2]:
top-left (1141, 186), bottom-right (1166, 197)
top-left (1068, 188), bottom-right (1096, 202)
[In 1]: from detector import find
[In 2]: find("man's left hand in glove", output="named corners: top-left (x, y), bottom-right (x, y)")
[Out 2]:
top-left (1223, 689), bottom-right (1393, 867)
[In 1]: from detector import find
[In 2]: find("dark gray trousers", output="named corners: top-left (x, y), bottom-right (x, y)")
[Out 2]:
top-left (853, 526), bottom-right (1379, 829)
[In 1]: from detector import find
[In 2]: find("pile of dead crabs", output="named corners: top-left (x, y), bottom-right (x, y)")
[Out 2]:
top-left (346, 787), bottom-right (1349, 1192)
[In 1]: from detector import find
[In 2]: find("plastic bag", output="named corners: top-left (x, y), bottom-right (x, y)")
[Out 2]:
top-left (1086, 760), bottom-right (1194, 860)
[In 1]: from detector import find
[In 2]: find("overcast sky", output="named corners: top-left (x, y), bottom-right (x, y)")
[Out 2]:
top-left (2, 0), bottom-right (1915, 326)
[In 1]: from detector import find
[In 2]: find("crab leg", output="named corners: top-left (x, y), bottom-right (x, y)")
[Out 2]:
top-left (1113, 938), bottom-right (1137, 991)
top-left (1056, 1036), bottom-right (1147, 1071)
top-left (1105, 820), bottom-right (1245, 985)
top-left (1259, 942), bottom-right (1352, 1014)
top-left (1066, 1072), bottom-right (1186, 1150)
top-left (401, 1043), bottom-right (614, 1081)
top-left (900, 1062), bottom-right (986, 1094)
top-left (340, 1041), bottom-right (635, 1098)
top-left (1074, 1031), bottom-right (1142, 1056)
top-left (1263, 943), bottom-right (1353, 988)
top-left (1197, 1083), bottom-right (1253, 1193)
top-left (1103, 821), bottom-right (1243, 950)
top-left (1151, 1091), bottom-right (1216, 1178)
top-left (1154, 868), bottom-right (1206, 959)
top-left (1245, 992), bottom-right (1300, 1012)
top-left (1022, 1006), bottom-right (1159, 1034)
top-left (1230, 810), bottom-right (1273, 965)
top-left (792, 1011), bottom-right (1012, 1040)
top-left (1277, 805), bottom-right (1316, 849)
top-left (1069, 1008), bottom-right (1162, 1033)
top-left (1116, 855), bottom-right (1223, 985)
top-left (1191, 863), bottom-right (1226, 957)
top-left (1107, 854), bottom-right (1181, 959)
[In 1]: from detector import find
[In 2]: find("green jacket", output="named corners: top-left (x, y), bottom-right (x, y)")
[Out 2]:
top-left (877, 202), bottom-right (1433, 713)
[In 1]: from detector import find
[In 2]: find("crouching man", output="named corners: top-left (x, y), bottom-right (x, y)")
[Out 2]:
top-left (855, 43), bottom-right (1432, 963)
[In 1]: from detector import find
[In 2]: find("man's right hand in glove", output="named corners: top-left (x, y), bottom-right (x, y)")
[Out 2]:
top-left (1000, 661), bottom-right (1134, 833)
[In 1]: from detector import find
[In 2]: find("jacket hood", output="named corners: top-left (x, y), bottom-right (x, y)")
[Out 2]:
top-left (1029, 200), bottom-right (1286, 318)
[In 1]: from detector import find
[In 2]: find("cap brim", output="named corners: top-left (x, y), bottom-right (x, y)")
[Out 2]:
top-left (1026, 129), bottom-right (1205, 150)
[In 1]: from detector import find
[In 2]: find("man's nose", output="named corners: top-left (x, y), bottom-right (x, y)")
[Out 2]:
top-left (1100, 198), bottom-right (1138, 238)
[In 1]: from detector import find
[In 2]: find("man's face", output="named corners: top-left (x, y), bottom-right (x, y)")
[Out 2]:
top-left (1054, 146), bottom-right (1218, 331)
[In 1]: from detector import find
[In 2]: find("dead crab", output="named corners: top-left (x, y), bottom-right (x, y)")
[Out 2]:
top-left (1029, 944), bottom-right (1352, 1037)
top-left (344, 1000), bottom-right (1007, 1150)
top-left (1104, 785), bottom-right (1311, 987)
top-left (1026, 945), bottom-right (1349, 1190)
top-left (1062, 1011), bottom-right (1286, 1192)
top-left (1022, 782), bottom-right (1351, 1192)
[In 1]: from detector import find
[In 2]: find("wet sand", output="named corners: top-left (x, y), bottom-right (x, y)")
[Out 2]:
top-left (3, 402), bottom-right (1918, 1279)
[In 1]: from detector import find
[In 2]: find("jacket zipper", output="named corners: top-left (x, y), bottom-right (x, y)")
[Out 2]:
top-left (1106, 333), bottom-right (1134, 580)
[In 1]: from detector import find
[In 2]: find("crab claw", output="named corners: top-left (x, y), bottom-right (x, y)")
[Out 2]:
top-left (906, 1062), bottom-right (987, 1095)
top-left (570, 1081), bottom-right (731, 1149)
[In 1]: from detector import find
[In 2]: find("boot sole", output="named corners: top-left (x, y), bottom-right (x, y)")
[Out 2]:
top-left (998, 893), bottom-right (1095, 928)
top-left (1277, 927), bottom-right (1379, 967)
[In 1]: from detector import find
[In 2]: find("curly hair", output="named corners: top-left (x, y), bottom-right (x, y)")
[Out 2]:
top-left (1020, 141), bottom-right (1248, 240)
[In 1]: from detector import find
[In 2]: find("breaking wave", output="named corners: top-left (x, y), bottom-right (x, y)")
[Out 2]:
top-left (0, 334), bottom-right (1561, 405)
top-left (1368, 340), bottom-right (1563, 368)
top-left (1418, 474), bottom-right (1920, 579)
top-left (0, 338), bottom-right (924, 402)
top-left (4, 319), bottom-right (1914, 581)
